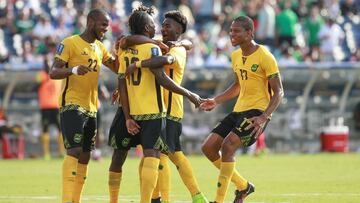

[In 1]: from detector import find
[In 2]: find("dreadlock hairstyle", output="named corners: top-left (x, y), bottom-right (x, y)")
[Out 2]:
top-left (128, 5), bottom-right (155, 35)
top-left (164, 10), bottom-right (187, 34)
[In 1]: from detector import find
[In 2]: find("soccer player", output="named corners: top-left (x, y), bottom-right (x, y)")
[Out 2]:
top-left (49, 9), bottom-right (118, 203)
top-left (122, 10), bottom-right (209, 203)
top-left (200, 16), bottom-right (284, 203)
top-left (107, 5), bottom-right (202, 203)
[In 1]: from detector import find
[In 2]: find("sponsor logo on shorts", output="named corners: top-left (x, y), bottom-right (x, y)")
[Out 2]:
top-left (122, 138), bottom-right (130, 147)
top-left (74, 133), bottom-right (82, 143)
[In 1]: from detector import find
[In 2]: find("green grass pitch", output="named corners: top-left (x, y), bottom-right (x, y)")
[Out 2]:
top-left (0, 154), bottom-right (359, 203)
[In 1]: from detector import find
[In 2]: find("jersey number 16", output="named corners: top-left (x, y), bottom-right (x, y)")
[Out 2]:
top-left (124, 56), bottom-right (141, 86)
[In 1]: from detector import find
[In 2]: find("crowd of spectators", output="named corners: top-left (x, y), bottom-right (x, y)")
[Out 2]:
top-left (0, 0), bottom-right (359, 70)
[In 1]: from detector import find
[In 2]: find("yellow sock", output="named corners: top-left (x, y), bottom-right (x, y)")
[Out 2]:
top-left (212, 158), bottom-right (248, 190)
top-left (140, 157), bottom-right (160, 203)
top-left (158, 153), bottom-right (171, 201)
top-left (109, 171), bottom-right (122, 203)
top-left (215, 162), bottom-right (235, 203)
top-left (151, 178), bottom-right (160, 199)
top-left (73, 163), bottom-right (88, 203)
top-left (139, 157), bottom-right (144, 193)
top-left (62, 155), bottom-right (78, 203)
top-left (58, 133), bottom-right (65, 156)
top-left (41, 133), bottom-right (50, 159)
top-left (169, 151), bottom-right (200, 196)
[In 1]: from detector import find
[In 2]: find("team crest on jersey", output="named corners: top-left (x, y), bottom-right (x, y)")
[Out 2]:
top-left (251, 64), bottom-right (259, 72)
top-left (57, 43), bottom-right (64, 54)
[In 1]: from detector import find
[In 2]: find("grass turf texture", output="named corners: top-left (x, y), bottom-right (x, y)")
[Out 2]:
top-left (0, 154), bottom-right (359, 203)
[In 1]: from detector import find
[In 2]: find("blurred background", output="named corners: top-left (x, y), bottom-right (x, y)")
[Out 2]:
top-left (0, 0), bottom-right (360, 159)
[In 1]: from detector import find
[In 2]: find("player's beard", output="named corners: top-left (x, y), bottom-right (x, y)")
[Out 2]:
top-left (94, 30), bottom-right (104, 41)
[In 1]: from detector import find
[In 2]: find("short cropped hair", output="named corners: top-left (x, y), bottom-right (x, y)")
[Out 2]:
top-left (164, 10), bottom-right (187, 34)
top-left (128, 5), bottom-right (155, 35)
top-left (87, 8), bottom-right (109, 22)
top-left (233, 15), bottom-right (254, 32)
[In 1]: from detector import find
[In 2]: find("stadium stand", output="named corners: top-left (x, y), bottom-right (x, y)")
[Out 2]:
top-left (0, 0), bottom-right (359, 156)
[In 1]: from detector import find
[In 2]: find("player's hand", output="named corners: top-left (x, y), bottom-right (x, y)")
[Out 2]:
top-left (126, 119), bottom-right (140, 136)
top-left (111, 89), bottom-right (120, 105)
top-left (72, 65), bottom-right (92, 75)
top-left (245, 114), bottom-right (268, 139)
top-left (115, 35), bottom-right (125, 51)
top-left (200, 98), bottom-right (217, 111)
top-left (187, 92), bottom-right (202, 108)
top-left (166, 41), bottom-right (178, 48)
top-left (155, 40), bottom-right (169, 54)
top-left (125, 63), bottom-right (137, 77)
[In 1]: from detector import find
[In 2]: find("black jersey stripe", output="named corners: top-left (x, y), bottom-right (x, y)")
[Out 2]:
top-left (61, 64), bottom-right (70, 106)
top-left (167, 69), bottom-right (174, 114)
top-left (155, 80), bottom-right (163, 113)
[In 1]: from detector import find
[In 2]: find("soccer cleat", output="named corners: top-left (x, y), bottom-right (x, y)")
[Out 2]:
top-left (151, 197), bottom-right (161, 203)
top-left (233, 182), bottom-right (255, 203)
top-left (192, 192), bottom-right (209, 203)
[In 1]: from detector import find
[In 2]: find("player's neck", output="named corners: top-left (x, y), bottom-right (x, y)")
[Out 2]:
top-left (240, 40), bottom-right (258, 56)
top-left (79, 31), bottom-right (96, 43)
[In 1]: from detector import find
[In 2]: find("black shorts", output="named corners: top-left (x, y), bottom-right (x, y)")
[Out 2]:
top-left (108, 107), bottom-right (168, 152)
top-left (41, 108), bottom-right (60, 132)
top-left (211, 109), bottom-right (268, 147)
top-left (60, 110), bottom-right (97, 151)
top-left (108, 107), bottom-right (140, 150)
top-left (164, 119), bottom-right (182, 152)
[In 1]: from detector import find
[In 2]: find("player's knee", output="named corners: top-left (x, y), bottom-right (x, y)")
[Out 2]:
top-left (220, 141), bottom-right (236, 159)
top-left (66, 147), bottom-right (82, 158)
top-left (78, 151), bottom-right (91, 164)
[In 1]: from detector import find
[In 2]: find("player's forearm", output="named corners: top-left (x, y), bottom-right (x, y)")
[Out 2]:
top-left (214, 82), bottom-right (240, 104)
top-left (104, 56), bottom-right (119, 74)
top-left (151, 69), bottom-right (191, 98)
top-left (49, 58), bottom-right (72, 79)
top-left (140, 55), bottom-right (173, 69)
top-left (263, 90), bottom-right (283, 119)
top-left (118, 78), bottom-right (131, 120)
top-left (49, 67), bottom-right (72, 79)
top-left (120, 35), bottom-right (155, 49)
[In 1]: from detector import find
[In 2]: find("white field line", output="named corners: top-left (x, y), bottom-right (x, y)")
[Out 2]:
top-left (0, 193), bottom-right (359, 202)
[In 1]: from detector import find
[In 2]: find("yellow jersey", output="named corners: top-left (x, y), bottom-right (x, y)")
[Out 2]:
top-left (163, 46), bottom-right (186, 121)
top-left (118, 43), bottom-right (166, 120)
top-left (55, 35), bottom-right (112, 117)
top-left (232, 45), bottom-right (279, 112)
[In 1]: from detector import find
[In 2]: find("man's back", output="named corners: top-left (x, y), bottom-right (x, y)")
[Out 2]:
top-left (118, 43), bottom-right (165, 120)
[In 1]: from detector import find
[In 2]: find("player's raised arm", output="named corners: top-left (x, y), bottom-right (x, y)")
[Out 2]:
top-left (125, 55), bottom-right (175, 76)
top-left (103, 56), bottom-right (119, 73)
top-left (120, 35), bottom-right (157, 49)
top-left (166, 39), bottom-right (193, 50)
